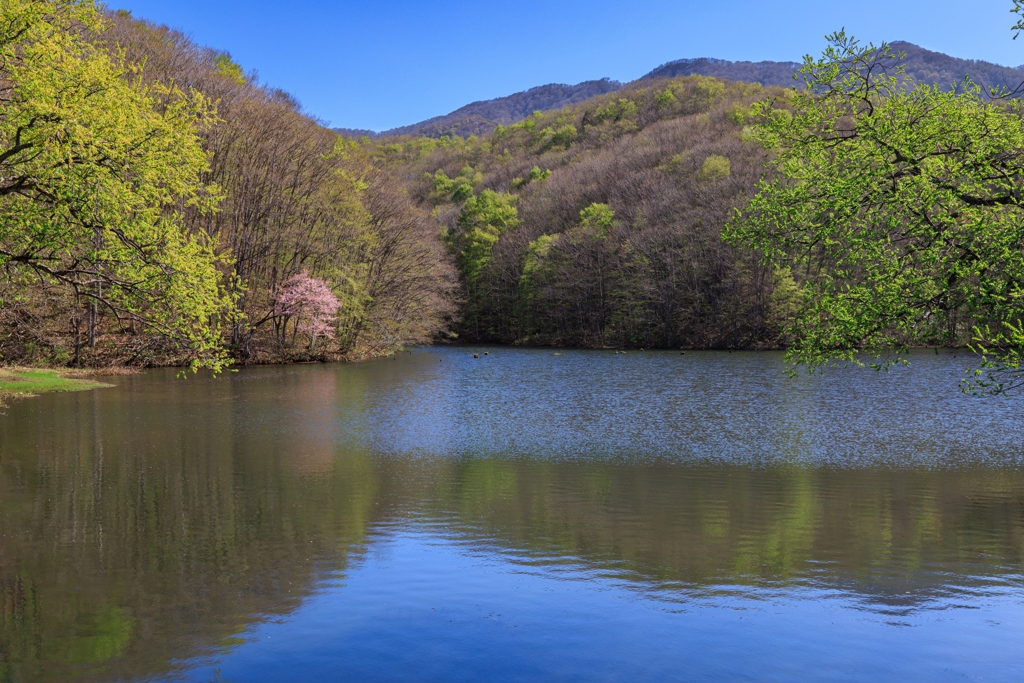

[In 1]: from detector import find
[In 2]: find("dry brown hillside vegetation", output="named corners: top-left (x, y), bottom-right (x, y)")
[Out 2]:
top-left (370, 76), bottom-right (797, 349)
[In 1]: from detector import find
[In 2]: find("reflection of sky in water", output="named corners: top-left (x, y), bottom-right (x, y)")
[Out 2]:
top-left (329, 348), bottom-right (1024, 467)
top-left (181, 529), bottom-right (1024, 683)
top-left (169, 348), bottom-right (1020, 682)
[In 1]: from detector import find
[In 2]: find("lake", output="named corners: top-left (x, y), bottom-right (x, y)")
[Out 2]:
top-left (1, 347), bottom-right (1022, 682)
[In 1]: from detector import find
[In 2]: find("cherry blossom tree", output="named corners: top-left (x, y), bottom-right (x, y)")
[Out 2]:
top-left (272, 272), bottom-right (343, 351)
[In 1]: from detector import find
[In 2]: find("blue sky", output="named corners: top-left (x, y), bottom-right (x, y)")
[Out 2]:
top-left (108, 1), bottom-right (1024, 132)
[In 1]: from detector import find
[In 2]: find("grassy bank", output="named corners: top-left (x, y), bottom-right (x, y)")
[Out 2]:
top-left (0, 367), bottom-right (120, 406)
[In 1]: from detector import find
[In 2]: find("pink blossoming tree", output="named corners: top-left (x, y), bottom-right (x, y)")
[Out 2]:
top-left (272, 272), bottom-right (343, 351)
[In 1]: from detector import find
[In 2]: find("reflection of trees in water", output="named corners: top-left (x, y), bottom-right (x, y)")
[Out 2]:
top-left (0, 373), bottom-right (379, 683)
top-left (411, 458), bottom-right (1024, 605)
top-left (1, 370), bottom-right (1022, 681)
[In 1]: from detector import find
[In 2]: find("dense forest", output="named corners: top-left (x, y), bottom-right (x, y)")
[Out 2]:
top-left (0, 0), bottom-right (795, 369)
top-left (361, 35), bottom-right (1024, 383)
top-left (4, 0), bottom-right (1024, 376)
top-left (0, 1), bottom-right (455, 370)
top-left (369, 77), bottom-right (795, 349)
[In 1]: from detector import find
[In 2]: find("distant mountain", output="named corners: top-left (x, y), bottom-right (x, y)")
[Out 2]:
top-left (889, 41), bottom-right (1024, 92)
top-left (340, 43), bottom-right (1024, 140)
top-left (638, 42), bottom-right (1024, 92)
top-left (335, 79), bottom-right (622, 140)
top-left (333, 127), bottom-right (378, 139)
top-left (640, 56), bottom-right (800, 87)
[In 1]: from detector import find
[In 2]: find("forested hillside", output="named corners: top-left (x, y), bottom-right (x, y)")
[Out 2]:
top-left (6, 1), bottom-right (1023, 367)
top-left (889, 41), bottom-right (1024, 91)
top-left (0, 4), bottom-right (456, 369)
top-left (370, 77), bottom-right (793, 349)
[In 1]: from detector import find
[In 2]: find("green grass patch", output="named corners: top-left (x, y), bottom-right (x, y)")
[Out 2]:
top-left (0, 367), bottom-right (113, 398)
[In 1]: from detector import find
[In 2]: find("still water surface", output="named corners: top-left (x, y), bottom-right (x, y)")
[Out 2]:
top-left (1, 348), bottom-right (1023, 682)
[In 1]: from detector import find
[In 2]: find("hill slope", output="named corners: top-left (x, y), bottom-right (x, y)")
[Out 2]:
top-left (370, 75), bottom-right (788, 349)
top-left (890, 41), bottom-right (1024, 91)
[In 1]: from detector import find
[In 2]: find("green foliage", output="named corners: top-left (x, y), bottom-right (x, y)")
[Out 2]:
top-left (660, 151), bottom-right (691, 173)
top-left (0, 0), bottom-right (232, 371)
top-left (550, 124), bottom-right (577, 147)
top-left (656, 88), bottom-right (678, 109)
top-left (428, 165), bottom-right (481, 203)
top-left (445, 189), bottom-right (520, 335)
top-left (593, 98), bottom-right (640, 125)
top-left (727, 103), bottom-right (753, 124)
top-left (510, 111), bottom-right (543, 133)
top-left (697, 155), bottom-right (731, 182)
top-left (522, 234), bottom-right (559, 280)
top-left (214, 52), bottom-right (245, 84)
top-left (518, 233), bottom-right (559, 334)
top-left (530, 166), bottom-right (552, 182)
top-left (538, 124), bottom-right (578, 150)
top-left (520, 234), bottom-right (557, 292)
top-left (769, 267), bottom-right (802, 331)
top-left (512, 166), bottom-right (552, 190)
top-left (579, 203), bottom-right (615, 237)
top-left (450, 190), bottom-right (520, 287)
top-left (726, 31), bottom-right (1024, 393)
top-left (692, 76), bottom-right (726, 104)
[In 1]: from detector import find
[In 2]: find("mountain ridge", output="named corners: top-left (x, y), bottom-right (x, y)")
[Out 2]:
top-left (336, 41), bottom-right (1024, 140)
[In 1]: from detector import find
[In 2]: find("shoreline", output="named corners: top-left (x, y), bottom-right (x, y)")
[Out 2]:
top-left (0, 345), bottom-right (976, 404)
top-left (0, 367), bottom-right (130, 407)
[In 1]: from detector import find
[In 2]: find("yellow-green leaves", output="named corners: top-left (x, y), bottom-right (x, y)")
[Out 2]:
top-left (453, 190), bottom-right (520, 285)
top-left (656, 88), bottom-right (678, 109)
top-left (697, 155), bottom-right (731, 182)
top-left (726, 31), bottom-right (1024, 393)
top-left (214, 52), bottom-right (246, 84)
top-left (579, 203), bottom-right (615, 238)
top-left (428, 166), bottom-right (481, 203)
top-left (447, 190), bottom-right (519, 333)
top-left (0, 0), bottom-right (231, 370)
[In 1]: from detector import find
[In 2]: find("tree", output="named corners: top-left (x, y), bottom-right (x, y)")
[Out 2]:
top-left (446, 190), bottom-right (520, 337)
top-left (1013, 0), bottom-right (1024, 39)
top-left (697, 155), bottom-right (731, 183)
top-left (0, 0), bottom-right (230, 370)
top-left (725, 31), bottom-right (1024, 394)
top-left (101, 14), bottom-right (457, 363)
top-left (578, 203), bottom-right (615, 237)
top-left (372, 73), bottom-right (775, 349)
top-left (272, 272), bottom-right (342, 352)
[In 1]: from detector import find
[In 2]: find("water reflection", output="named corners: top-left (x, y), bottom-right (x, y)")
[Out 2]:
top-left (0, 349), bottom-right (1022, 682)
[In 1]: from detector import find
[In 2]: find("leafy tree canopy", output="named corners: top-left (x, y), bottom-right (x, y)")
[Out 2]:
top-left (579, 203), bottom-right (615, 237)
top-left (725, 30), bottom-right (1024, 394)
top-left (0, 0), bottom-right (231, 370)
top-left (450, 190), bottom-right (519, 286)
top-left (698, 155), bottom-right (731, 182)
